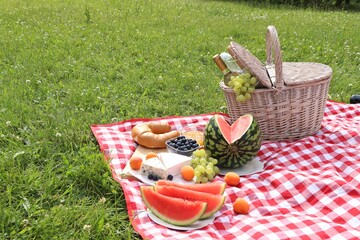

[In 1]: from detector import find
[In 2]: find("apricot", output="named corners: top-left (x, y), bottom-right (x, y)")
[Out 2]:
top-left (224, 172), bottom-right (240, 186)
top-left (145, 152), bottom-right (158, 160)
top-left (181, 165), bottom-right (195, 181)
top-left (129, 156), bottom-right (142, 170)
top-left (233, 197), bottom-right (250, 214)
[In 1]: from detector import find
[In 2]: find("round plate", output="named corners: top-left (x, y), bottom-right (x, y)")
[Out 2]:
top-left (219, 158), bottom-right (264, 176)
top-left (147, 210), bottom-right (215, 231)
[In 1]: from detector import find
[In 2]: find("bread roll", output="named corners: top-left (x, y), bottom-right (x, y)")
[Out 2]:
top-left (131, 122), bottom-right (180, 148)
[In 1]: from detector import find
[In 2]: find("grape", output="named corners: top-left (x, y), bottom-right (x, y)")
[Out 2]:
top-left (191, 149), bottom-right (220, 183)
top-left (191, 157), bottom-right (199, 165)
top-left (228, 80), bottom-right (235, 88)
top-left (229, 73), bottom-right (258, 103)
top-left (200, 158), bottom-right (207, 165)
top-left (206, 167), bottom-right (214, 175)
top-left (236, 94), bottom-right (246, 102)
top-left (234, 81), bottom-right (242, 88)
top-left (197, 165), bottom-right (206, 173)
top-left (196, 149), bottom-right (206, 157)
top-left (250, 77), bottom-right (257, 85)
top-left (248, 87), bottom-right (255, 93)
top-left (210, 158), bottom-right (218, 165)
top-left (236, 77), bottom-right (245, 84)
top-left (243, 73), bottom-right (251, 80)
top-left (202, 177), bottom-right (208, 183)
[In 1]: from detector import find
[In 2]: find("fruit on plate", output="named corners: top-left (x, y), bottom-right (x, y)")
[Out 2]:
top-left (156, 180), bottom-right (226, 195)
top-left (129, 156), bottom-right (143, 170)
top-left (191, 149), bottom-right (220, 183)
top-left (140, 186), bottom-right (207, 226)
top-left (224, 172), bottom-right (240, 186)
top-left (155, 185), bottom-right (226, 219)
top-left (181, 165), bottom-right (195, 181)
top-left (131, 121), bottom-right (180, 148)
top-left (204, 114), bottom-right (261, 168)
top-left (145, 152), bottom-right (158, 160)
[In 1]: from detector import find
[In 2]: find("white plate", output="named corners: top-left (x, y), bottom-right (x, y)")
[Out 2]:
top-left (147, 210), bottom-right (215, 231)
top-left (219, 158), bottom-right (264, 176)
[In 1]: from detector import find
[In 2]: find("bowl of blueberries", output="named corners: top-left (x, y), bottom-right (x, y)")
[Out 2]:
top-left (166, 135), bottom-right (200, 157)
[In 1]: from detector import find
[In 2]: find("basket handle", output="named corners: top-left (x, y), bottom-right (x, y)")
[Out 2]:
top-left (266, 26), bottom-right (284, 89)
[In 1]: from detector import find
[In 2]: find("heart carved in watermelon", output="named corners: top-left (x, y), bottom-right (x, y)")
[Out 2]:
top-left (204, 114), bottom-right (261, 168)
top-left (140, 186), bottom-right (207, 226)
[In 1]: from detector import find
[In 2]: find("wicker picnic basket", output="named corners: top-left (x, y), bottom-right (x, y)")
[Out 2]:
top-left (221, 26), bottom-right (333, 141)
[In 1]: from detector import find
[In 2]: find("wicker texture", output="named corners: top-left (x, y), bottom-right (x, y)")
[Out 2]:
top-left (227, 42), bottom-right (272, 88)
top-left (221, 26), bottom-right (332, 141)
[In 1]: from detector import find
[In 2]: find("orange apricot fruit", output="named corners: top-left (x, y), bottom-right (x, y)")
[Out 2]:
top-left (233, 197), bottom-right (250, 214)
top-left (181, 165), bottom-right (195, 181)
top-left (224, 172), bottom-right (240, 186)
top-left (129, 156), bottom-right (143, 170)
top-left (145, 152), bottom-right (158, 160)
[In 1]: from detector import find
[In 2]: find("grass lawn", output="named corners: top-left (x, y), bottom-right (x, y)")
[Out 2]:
top-left (0, 0), bottom-right (359, 239)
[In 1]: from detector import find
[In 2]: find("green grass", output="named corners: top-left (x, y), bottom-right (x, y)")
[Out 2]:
top-left (0, 0), bottom-right (359, 239)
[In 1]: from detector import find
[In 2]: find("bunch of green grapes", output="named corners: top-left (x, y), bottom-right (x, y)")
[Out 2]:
top-left (191, 149), bottom-right (220, 183)
top-left (228, 72), bottom-right (257, 102)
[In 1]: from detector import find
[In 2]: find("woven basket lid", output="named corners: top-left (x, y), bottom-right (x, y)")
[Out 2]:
top-left (282, 62), bottom-right (333, 86)
top-left (227, 41), bottom-right (272, 89)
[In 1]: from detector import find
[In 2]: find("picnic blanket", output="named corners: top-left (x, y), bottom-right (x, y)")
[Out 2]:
top-left (91, 101), bottom-right (360, 239)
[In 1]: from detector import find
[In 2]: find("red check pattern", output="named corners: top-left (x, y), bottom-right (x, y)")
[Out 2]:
top-left (91, 101), bottom-right (360, 239)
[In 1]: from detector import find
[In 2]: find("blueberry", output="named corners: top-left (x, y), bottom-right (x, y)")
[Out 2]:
top-left (167, 175), bottom-right (173, 181)
top-left (152, 175), bottom-right (159, 181)
top-left (148, 174), bottom-right (153, 180)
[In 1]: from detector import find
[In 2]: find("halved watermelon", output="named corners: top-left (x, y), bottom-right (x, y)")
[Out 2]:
top-left (140, 186), bottom-right (207, 226)
top-left (155, 185), bottom-right (226, 219)
top-left (156, 180), bottom-right (226, 195)
top-left (204, 114), bottom-right (261, 168)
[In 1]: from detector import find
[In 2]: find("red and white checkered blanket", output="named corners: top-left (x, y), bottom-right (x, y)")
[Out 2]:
top-left (91, 101), bottom-right (360, 239)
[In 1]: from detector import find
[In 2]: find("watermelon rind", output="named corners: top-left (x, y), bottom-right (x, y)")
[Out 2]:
top-left (154, 185), bottom-right (226, 219)
top-left (204, 114), bottom-right (262, 168)
top-left (140, 186), bottom-right (207, 226)
top-left (156, 180), bottom-right (226, 195)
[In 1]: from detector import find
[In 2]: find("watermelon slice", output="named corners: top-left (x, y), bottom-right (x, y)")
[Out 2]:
top-left (155, 185), bottom-right (225, 219)
top-left (156, 180), bottom-right (226, 195)
top-left (140, 186), bottom-right (207, 226)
